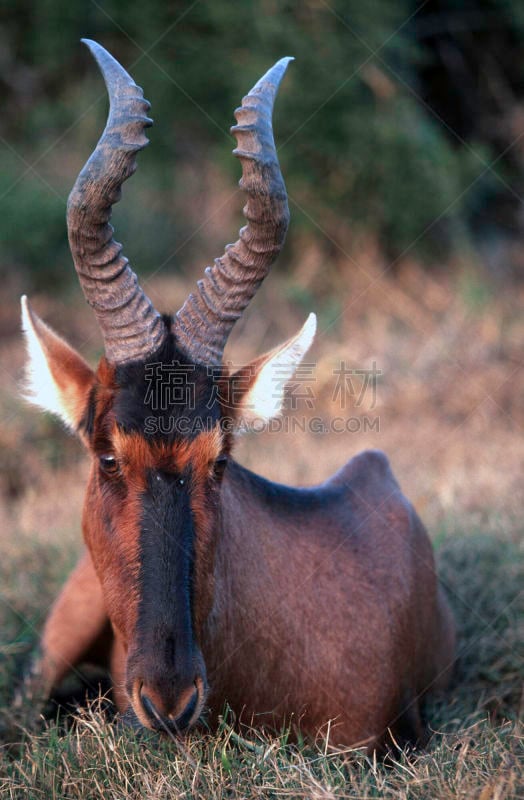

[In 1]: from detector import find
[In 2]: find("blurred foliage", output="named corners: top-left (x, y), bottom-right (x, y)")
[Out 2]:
top-left (1, 0), bottom-right (524, 286)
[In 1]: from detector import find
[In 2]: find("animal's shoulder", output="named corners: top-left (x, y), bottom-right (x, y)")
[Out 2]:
top-left (324, 449), bottom-right (400, 494)
top-left (320, 451), bottom-right (428, 554)
top-left (226, 452), bottom-right (409, 523)
top-left (322, 449), bottom-right (418, 527)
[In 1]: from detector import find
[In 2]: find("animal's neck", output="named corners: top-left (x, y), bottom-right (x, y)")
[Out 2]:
top-left (200, 458), bottom-right (352, 719)
top-left (200, 459), bottom-right (281, 695)
top-left (202, 458), bottom-right (318, 677)
top-left (214, 458), bottom-right (282, 604)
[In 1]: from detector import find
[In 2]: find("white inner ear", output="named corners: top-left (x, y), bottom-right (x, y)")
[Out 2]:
top-left (20, 295), bottom-right (76, 430)
top-left (241, 312), bottom-right (317, 427)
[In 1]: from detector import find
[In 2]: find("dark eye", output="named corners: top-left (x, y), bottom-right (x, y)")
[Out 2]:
top-left (99, 454), bottom-right (119, 475)
top-left (213, 456), bottom-right (228, 479)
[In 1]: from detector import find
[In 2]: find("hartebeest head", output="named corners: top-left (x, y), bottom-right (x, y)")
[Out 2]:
top-left (22, 41), bottom-right (316, 732)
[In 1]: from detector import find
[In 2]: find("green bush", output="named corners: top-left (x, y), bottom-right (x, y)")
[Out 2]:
top-left (1, 1), bottom-right (522, 283)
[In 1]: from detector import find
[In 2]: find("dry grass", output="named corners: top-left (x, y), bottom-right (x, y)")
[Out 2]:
top-left (0, 706), bottom-right (521, 799)
top-left (0, 256), bottom-right (522, 798)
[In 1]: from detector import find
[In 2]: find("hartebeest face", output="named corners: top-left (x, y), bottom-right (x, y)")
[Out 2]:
top-left (81, 345), bottom-right (227, 730)
top-left (21, 41), bottom-right (316, 733)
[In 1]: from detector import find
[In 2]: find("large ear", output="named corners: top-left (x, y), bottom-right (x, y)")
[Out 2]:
top-left (231, 313), bottom-right (316, 430)
top-left (21, 296), bottom-right (95, 434)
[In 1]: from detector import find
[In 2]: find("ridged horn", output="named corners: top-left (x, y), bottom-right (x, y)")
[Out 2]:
top-left (66, 39), bottom-right (166, 365)
top-left (175, 58), bottom-right (293, 365)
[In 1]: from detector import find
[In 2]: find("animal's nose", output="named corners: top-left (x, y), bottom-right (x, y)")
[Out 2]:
top-left (134, 678), bottom-right (203, 732)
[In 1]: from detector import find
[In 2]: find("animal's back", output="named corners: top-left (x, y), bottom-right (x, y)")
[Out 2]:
top-left (207, 451), bottom-right (455, 750)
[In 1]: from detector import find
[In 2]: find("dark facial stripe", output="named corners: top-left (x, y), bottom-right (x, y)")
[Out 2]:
top-left (79, 384), bottom-right (97, 437)
top-left (135, 468), bottom-right (196, 694)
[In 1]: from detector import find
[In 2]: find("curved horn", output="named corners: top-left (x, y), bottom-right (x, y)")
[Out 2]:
top-left (67, 39), bottom-right (166, 365)
top-left (175, 58), bottom-right (293, 365)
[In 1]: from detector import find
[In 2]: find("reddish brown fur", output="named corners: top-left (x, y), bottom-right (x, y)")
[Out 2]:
top-left (199, 452), bottom-right (456, 748)
top-left (28, 326), bottom-right (455, 752)
top-left (38, 550), bottom-right (107, 692)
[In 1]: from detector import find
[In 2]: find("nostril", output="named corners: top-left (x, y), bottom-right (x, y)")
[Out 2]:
top-left (133, 680), bottom-right (167, 730)
top-left (133, 679), bottom-right (203, 732)
top-left (139, 690), bottom-right (162, 727)
top-left (174, 684), bottom-right (199, 730)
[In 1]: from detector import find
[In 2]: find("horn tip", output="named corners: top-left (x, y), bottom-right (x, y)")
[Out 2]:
top-left (80, 38), bottom-right (102, 55)
top-left (271, 56), bottom-right (295, 72)
top-left (80, 39), bottom-right (127, 81)
top-left (249, 56), bottom-right (294, 96)
top-left (80, 39), bottom-right (111, 68)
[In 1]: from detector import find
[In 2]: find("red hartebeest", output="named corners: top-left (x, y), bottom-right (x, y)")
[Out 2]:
top-left (20, 41), bottom-right (455, 751)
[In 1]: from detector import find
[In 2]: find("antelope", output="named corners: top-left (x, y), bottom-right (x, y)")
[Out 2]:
top-left (20, 40), bottom-right (455, 752)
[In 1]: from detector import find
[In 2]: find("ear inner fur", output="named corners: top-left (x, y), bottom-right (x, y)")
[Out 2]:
top-left (21, 295), bottom-right (95, 435)
top-left (228, 312), bottom-right (316, 428)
